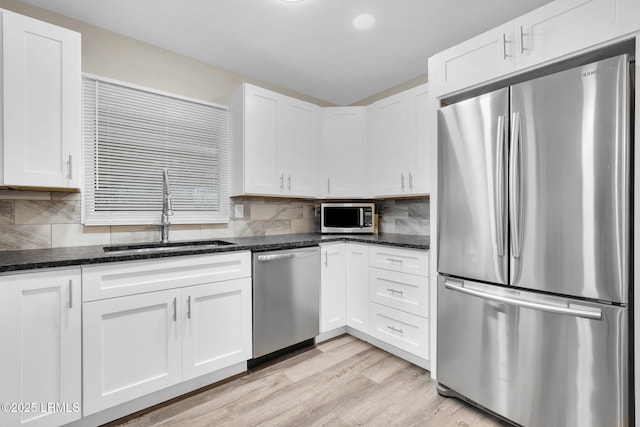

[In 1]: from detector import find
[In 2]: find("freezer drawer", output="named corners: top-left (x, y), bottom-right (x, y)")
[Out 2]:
top-left (437, 275), bottom-right (628, 427)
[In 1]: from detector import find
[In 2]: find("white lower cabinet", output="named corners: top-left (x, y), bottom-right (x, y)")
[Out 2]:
top-left (82, 253), bottom-right (252, 416)
top-left (320, 243), bottom-right (346, 333)
top-left (0, 267), bottom-right (81, 427)
top-left (182, 278), bottom-right (252, 380)
top-left (83, 289), bottom-right (182, 416)
top-left (322, 242), bottom-right (430, 367)
top-left (368, 245), bottom-right (430, 363)
top-left (370, 268), bottom-right (429, 318)
top-left (345, 243), bottom-right (370, 334)
top-left (369, 302), bottom-right (429, 360)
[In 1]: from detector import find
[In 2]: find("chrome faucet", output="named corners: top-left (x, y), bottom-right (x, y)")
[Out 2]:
top-left (161, 168), bottom-right (173, 243)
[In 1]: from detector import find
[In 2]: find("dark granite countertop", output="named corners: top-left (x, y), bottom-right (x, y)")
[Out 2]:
top-left (0, 233), bottom-right (429, 273)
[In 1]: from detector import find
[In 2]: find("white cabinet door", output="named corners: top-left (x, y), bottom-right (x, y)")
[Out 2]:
top-left (322, 107), bottom-right (365, 198)
top-left (280, 99), bottom-right (318, 197)
top-left (515, 0), bottom-right (624, 70)
top-left (230, 83), bottom-right (319, 198)
top-left (182, 278), bottom-right (252, 380)
top-left (242, 85), bottom-right (281, 195)
top-left (366, 92), bottom-right (412, 197)
top-left (0, 268), bottom-right (81, 427)
top-left (83, 289), bottom-right (182, 415)
top-left (345, 243), bottom-right (369, 334)
top-left (366, 85), bottom-right (433, 197)
top-left (429, 21), bottom-right (515, 97)
top-left (1, 10), bottom-right (81, 189)
top-left (320, 243), bottom-right (346, 332)
top-left (411, 84), bottom-right (432, 194)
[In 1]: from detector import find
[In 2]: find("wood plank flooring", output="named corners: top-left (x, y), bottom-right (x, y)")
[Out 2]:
top-left (108, 335), bottom-right (505, 427)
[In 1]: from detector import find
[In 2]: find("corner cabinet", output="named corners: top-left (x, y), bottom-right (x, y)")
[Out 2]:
top-left (366, 83), bottom-right (431, 197)
top-left (230, 83), bottom-right (319, 198)
top-left (81, 252), bottom-right (252, 416)
top-left (320, 107), bottom-right (365, 198)
top-left (320, 243), bottom-right (347, 333)
top-left (345, 243), bottom-right (370, 334)
top-left (0, 9), bottom-right (81, 189)
top-left (0, 267), bottom-right (82, 427)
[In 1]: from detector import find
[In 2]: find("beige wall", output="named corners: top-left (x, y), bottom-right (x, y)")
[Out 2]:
top-left (0, 0), bottom-right (425, 106)
top-left (0, 0), bottom-right (337, 106)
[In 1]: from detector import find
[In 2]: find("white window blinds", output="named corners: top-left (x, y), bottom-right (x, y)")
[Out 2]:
top-left (82, 75), bottom-right (229, 225)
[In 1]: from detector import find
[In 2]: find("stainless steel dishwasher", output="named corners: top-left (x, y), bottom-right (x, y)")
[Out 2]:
top-left (252, 246), bottom-right (320, 360)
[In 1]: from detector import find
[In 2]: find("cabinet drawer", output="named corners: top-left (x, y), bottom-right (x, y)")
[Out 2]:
top-left (369, 246), bottom-right (428, 276)
top-left (82, 251), bottom-right (251, 301)
top-left (370, 268), bottom-right (429, 317)
top-left (369, 303), bottom-right (429, 360)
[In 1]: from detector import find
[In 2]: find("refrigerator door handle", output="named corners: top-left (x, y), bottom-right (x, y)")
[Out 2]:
top-left (444, 279), bottom-right (602, 320)
top-left (495, 115), bottom-right (506, 257)
top-left (509, 112), bottom-right (522, 258)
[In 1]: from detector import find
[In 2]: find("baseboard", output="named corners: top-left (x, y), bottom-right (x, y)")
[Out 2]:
top-left (66, 362), bottom-right (247, 427)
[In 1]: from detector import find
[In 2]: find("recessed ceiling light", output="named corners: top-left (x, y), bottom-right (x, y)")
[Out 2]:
top-left (353, 14), bottom-right (375, 30)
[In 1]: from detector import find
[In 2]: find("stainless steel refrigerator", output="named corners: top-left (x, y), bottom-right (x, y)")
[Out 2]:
top-left (437, 54), bottom-right (632, 426)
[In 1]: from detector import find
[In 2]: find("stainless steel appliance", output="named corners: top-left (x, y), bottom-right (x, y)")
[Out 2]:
top-left (252, 247), bottom-right (320, 359)
top-left (321, 202), bottom-right (374, 234)
top-left (437, 54), bottom-right (632, 426)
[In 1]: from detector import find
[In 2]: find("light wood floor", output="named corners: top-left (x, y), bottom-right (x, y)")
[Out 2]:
top-left (108, 335), bottom-right (505, 427)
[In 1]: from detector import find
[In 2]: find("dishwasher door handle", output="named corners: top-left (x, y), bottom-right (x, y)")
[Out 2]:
top-left (257, 249), bottom-right (319, 262)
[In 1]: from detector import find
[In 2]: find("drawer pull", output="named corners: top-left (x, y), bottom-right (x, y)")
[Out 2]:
top-left (386, 258), bottom-right (403, 264)
top-left (387, 325), bottom-right (404, 334)
top-left (386, 288), bottom-right (404, 296)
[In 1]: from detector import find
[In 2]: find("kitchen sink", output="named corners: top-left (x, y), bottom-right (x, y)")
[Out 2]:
top-left (103, 239), bottom-right (235, 255)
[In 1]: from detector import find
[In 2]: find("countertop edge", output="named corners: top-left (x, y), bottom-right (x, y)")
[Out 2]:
top-left (0, 234), bottom-right (429, 274)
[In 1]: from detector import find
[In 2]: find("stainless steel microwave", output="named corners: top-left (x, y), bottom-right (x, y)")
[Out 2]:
top-left (321, 203), bottom-right (375, 234)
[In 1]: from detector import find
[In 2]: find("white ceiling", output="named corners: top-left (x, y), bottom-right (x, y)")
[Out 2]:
top-left (20, 0), bottom-right (553, 105)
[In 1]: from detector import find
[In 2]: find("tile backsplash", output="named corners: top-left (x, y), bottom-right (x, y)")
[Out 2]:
top-left (0, 190), bottom-right (429, 251)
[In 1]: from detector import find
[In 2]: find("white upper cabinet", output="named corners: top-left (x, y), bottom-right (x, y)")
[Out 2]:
top-left (429, 21), bottom-right (515, 97)
top-left (0, 10), bottom-right (81, 189)
top-left (367, 91), bottom-right (411, 197)
top-left (514, 0), bottom-right (632, 69)
top-left (430, 0), bottom-right (638, 97)
top-left (366, 83), bottom-right (430, 197)
top-left (410, 84), bottom-right (432, 194)
top-left (230, 83), bottom-right (318, 198)
top-left (321, 107), bottom-right (365, 198)
top-left (279, 98), bottom-right (319, 197)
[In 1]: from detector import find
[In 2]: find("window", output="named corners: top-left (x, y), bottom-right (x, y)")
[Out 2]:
top-left (82, 75), bottom-right (229, 225)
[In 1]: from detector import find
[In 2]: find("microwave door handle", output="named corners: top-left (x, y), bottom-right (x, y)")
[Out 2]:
top-left (360, 209), bottom-right (364, 228)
